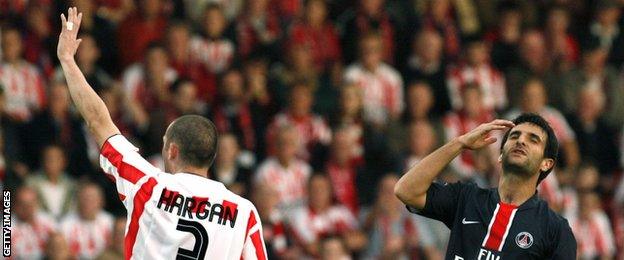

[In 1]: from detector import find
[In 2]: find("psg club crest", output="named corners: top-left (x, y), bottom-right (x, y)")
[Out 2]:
top-left (515, 232), bottom-right (533, 249)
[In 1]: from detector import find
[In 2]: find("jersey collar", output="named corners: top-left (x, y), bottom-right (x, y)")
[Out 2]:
top-left (491, 188), bottom-right (540, 210)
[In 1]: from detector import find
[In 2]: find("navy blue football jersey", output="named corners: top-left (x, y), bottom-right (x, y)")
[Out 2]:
top-left (407, 182), bottom-right (576, 260)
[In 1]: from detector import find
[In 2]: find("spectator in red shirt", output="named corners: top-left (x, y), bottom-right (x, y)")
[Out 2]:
top-left (73, 0), bottom-right (120, 75)
top-left (325, 127), bottom-right (364, 215)
top-left (22, 4), bottom-right (54, 77)
top-left (422, 0), bottom-right (461, 61)
top-left (253, 183), bottom-right (299, 259)
top-left (117, 0), bottom-right (168, 67)
top-left (288, 0), bottom-right (342, 72)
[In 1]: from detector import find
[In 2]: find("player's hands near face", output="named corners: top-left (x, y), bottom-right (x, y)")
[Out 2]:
top-left (457, 119), bottom-right (514, 150)
top-left (57, 7), bottom-right (82, 62)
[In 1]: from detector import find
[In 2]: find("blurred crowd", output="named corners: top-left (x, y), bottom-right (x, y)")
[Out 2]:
top-left (2, 0), bottom-right (624, 259)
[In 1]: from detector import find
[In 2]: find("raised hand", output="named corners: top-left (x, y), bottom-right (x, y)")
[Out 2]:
top-left (57, 7), bottom-right (83, 62)
top-left (457, 119), bottom-right (515, 150)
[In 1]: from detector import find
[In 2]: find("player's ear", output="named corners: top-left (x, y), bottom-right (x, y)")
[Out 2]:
top-left (168, 142), bottom-right (179, 161)
top-left (497, 154), bottom-right (502, 164)
top-left (540, 158), bottom-right (554, 173)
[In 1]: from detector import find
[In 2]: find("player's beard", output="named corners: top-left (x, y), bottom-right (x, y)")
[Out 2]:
top-left (501, 150), bottom-right (539, 180)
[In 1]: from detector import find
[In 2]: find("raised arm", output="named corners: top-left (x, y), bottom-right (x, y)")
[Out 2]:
top-left (394, 119), bottom-right (514, 209)
top-left (57, 7), bottom-right (119, 147)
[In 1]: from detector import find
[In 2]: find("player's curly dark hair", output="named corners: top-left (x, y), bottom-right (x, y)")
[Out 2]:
top-left (500, 113), bottom-right (559, 185)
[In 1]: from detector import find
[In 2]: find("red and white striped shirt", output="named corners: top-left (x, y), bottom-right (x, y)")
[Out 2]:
top-left (344, 63), bottom-right (404, 124)
top-left (0, 61), bottom-right (46, 121)
top-left (446, 63), bottom-right (507, 111)
top-left (189, 36), bottom-right (235, 74)
top-left (265, 112), bottom-right (331, 161)
top-left (11, 212), bottom-right (56, 259)
top-left (99, 135), bottom-right (267, 259)
top-left (60, 212), bottom-right (113, 259)
top-left (568, 211), bottom-right (616, 259)
top-left (288, 205), bottom-right (358, 244)
top-left (254, 157), bottom-right (311, 211)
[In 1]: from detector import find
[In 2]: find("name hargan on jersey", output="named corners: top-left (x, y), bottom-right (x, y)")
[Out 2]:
top-left (408, 182), bottom-right (576, 260)
top-left (99, 135), bottom-right (267, 260)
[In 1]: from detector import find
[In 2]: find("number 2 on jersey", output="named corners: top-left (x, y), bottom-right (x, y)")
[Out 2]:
top-left (176, 219), bottom-right (209, 260)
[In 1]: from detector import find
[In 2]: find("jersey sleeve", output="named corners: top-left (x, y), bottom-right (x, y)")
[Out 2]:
top-left (406, 181), bottom-right (467, 228)
top-left (550, 220), bottom-right (577, 259)
top-left (99, 134), bottom-right (161, 205)
top-left (241, 207), bottom-right (268, 260)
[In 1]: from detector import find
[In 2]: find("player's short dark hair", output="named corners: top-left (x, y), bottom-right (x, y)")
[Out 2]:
top-left (165, 115), bottom-right (218, 168)
top-left (500, 113), bottom-right (559, 185)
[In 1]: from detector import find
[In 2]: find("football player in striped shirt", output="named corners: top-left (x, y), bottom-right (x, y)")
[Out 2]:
top-left (395, 114), bottom-right (576, 259)
top-left (57, 7), bottom-right (266, 259)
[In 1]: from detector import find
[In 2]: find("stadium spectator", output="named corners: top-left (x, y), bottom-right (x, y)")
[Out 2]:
top-left (25, 144), bottom-right (76, 220)
top-left (289, 174), bottom-right (365, 257)
top-left (388, 82), bottom-right (445, 157)
top-left (505, 30), bottom-right (560, 108)
top-left (338, 0), bottom-right (395, 65)
top-left (443, 84), bottom-right (497, 181)
top-left (212, 69), bottom-right (258, 152)
top-left (362, 175), bottom-right (441, 259)
top-left (422, 0), bottom-right (461, 61)
top-left (23, 81), bottom-right (91, 176)
top-left (288, 0), bottom-right (342, 72)
top-left (22, 4), bottom-right (55, 77)
top-left (96, 217), bottom-right (126, 260)
top-left (403, 29), bottom-right (451, 116)
top-left (265, 83), bottom-right (331, 162)
top-left (236, 0), bottom-right (281, 60)
top-left (562, 163), bottom-right (601, 217)
top-left (581, 0), bottom-right (624, 68)
top-left (403, 120), bottom-right (438, 171)
top-left (344, 32), bottom-right (403, 126)
top-left (210, 133), bottom-right (252, 196)
top-left (328, 84), bottom-right (366, 162)
top-left (60, 182), bottom-right (114, 259)
top-left (557, 38), bottom-right (624, 131)
top-left (11, 186), bottom-right (57, 259)
top-left (122, 43), bottom-right (178, 114)
top-left (255, 125), bottom-right (312, 212)
top-left (0, 26), bottom-right (46, 123)
top-left (71, 0), bottom-right (120, 75)
top-left (57, 32), bottom-right (114, 93)
top-left (117, 0), bottom-right (168, 67)
top-left (253, 183), bottom-right (298, 259)
top-left (544, 6), bottom-right (579, 72)
top-left (446, 39), bottom-right (507, 112)
top-left (567, 88), bottom-right (621, 177)
top-left (270, 43), bottom-right (322, 112)
top-left (485, 4), bottom-right (522, 72)
top-left (325, 128), bottom-right (364, 215)
top-left (568, 192), bottom-right (616, 259)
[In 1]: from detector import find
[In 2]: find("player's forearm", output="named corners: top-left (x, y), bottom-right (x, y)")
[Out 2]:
top-left (394, 138), bottom-right (464, 207)
top-left (60, 58), bottom-right (118, 144)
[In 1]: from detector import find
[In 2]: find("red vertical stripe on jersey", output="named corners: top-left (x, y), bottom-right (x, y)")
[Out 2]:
top-left (125, 177), bottom-right (158, 259)
top-left (251, 231), bottom-right (266, 260)
top-left (483, 203), bottom-right (518, 251)
top-left (101, 140), bottom-right (146, 184)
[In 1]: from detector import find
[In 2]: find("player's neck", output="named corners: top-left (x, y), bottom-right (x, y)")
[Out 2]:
top-left (175, 165), bottom-right (209, 178)
top-left (498, 174), bottom-right (537, 206)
